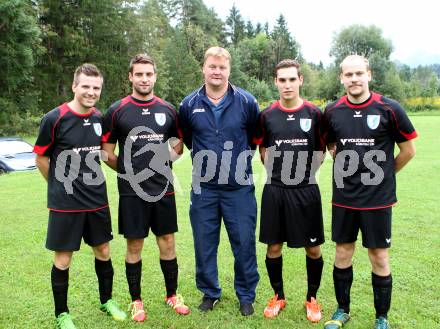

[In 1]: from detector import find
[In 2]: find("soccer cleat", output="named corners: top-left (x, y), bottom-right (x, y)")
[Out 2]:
top-left (129, 299), bottom-right (146, 322)
top-left (198, 297), bottom-right (220, 311)
top-left (324, 308), bottom-right (350, 328)
top-left (374, 316), bottom-right (391, 329)
top-left (165, 294), bottom-right (190, 315)
top-left (56, 312), bottom-right (76, 329)
top-left (304, 297), bottom-right (322, 323)
top-left (100, 299), bottom-right (127, 321)
top-left (263, 294), bottom-right (286, 318)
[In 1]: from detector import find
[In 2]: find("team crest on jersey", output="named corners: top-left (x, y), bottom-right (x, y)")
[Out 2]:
top-left (93, 123), bottom-right (102, 136)
top-left (155, 113), bottom-right (166, 126)
top-left (367, 115), bottom-right (380, 130)
top-left (300, 118), bottom-right (312, 132)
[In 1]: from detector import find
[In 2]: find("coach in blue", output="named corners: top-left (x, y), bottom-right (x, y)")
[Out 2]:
top-left (179, 46), bottom-right (260, 316)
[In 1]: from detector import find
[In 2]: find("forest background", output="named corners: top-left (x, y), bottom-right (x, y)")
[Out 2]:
top-left (1, 0), bottom-right (439, 135)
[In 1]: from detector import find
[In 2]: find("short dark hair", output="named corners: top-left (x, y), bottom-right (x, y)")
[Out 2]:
top-left (129, 53), bottom-right (157, 73)
top-left (73, 63), bottom-right (102, 85)
top-left (275, 59), bottom-right (302, 77)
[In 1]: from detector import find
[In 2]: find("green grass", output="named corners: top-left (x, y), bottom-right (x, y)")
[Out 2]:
top-left (1, 115), bottom-right (439, 328)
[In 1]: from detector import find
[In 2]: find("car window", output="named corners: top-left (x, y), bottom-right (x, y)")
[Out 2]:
top-left (0, 141), bottom-right (33, 156)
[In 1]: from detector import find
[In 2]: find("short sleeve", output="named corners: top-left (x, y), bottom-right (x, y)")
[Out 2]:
top-left (33, 109), bottom-right (59, 156)
top-left (389, 102), bottom-right (418, 143)
top-left (102, 101), bottom-right (121, 144)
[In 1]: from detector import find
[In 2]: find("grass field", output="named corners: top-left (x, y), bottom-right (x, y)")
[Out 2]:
top-left (0, 115), bottom-right (439, 329)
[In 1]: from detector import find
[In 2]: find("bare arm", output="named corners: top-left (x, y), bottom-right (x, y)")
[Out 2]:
top-left (102, 143), bottom-right (118, 171)
top-left (35, 155), bottom-right (50, 182)
top-left (259, 145), bottom-right (266, 164)
top-left (395, 139), bottom-right (416, 173)
top-left (169, 138), bottom-right (183, 162)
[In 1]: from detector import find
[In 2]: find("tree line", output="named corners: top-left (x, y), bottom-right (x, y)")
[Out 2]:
top-left (1, 0), bottom-right (439, 135)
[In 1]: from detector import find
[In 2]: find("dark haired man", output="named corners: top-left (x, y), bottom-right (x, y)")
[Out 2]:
top-left (34, 63), bottom-right (126, 329)
top-left (102, 54), bottom-right (189, 322)
top-left (254, 59), bottom-right (325, 322)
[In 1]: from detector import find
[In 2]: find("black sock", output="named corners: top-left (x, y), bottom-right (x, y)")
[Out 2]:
top-left (126, 260), bottom-right (142, 301)
top-left (372, 272), bottom-right (392, 319)
top-left (160, 258), bottom-right (178, 297)
top-left (333, 265), bottom-right (353, 313)
top-left (51, 265), bottom-right (69, 317)
top-left (95, 258), bottom-right (114, 304)
top-left (265, 255), bottom-right (284, 299)
top-left (306, 255), bottom-right (324, 301)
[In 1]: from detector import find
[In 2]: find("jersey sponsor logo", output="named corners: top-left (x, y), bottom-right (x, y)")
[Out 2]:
top-left (353, 111), bottom-right (362, 118)
top-left (93, 123), bottom-right (102, 136)
top-left (340, 138), bottom-right (375, 146)
top-left (129, 133), bottom-right (165, 143)
top-left (141, 108), bottom-right (150, 115)
top-left (367, 115), bottom-right (380, 130)
top-left (83, 118), bottom-right (91, 126)
top-left (72, 145), bottom-right (101, 154)
top-left (155, 113), bottom-right (166, 126)
top-left (300, 118), bottom-right (312, 132)
top-left (287, 114), bottom-right (295, 121)
top-left (192, 108), bottom-right (205, 114)
top-left (275, 138), bottom-right (308, 146)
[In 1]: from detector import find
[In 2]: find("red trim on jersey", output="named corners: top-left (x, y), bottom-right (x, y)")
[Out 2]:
top-left (101, 131), bottom-right (111, 143)
top-left (49, 204), bottom-right (109, 213)
top-left (33, 104), bottom-right (70, 155)
top-left (332, 202), bottom-right (396, 210)
top-left (63, 103), bottom-right (97, 117)
top-left (128, 95), bottom-right (157, 107)
top-left (156, 97), bottom-right (184, 139)
top-left (106, 97), bottom-right (130, 141)
top-left (401, 130), bottom-right (418, 140)
top-left (165, 191), bottom-right (175, 196)
top-left (277, 100), bottom-right (306, 112)
top-left (343, 92), bottom-right (379, 109)
top-left (253, 102), bottom-right (278, 145)
top-left (385, 103), bottom-right (419, 141)
top-left (33, 144), bottom-right (50, 155)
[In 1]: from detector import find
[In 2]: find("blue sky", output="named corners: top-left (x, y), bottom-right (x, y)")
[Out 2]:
top-left (204, 0), bottom-right (440, 67)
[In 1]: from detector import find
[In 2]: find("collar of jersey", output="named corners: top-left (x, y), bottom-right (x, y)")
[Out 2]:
top-left (340, 92), bottom-right (379, 109)
top-left (128, 95), bottom-right (157, 106)
top-left (275, 100), bottom-right (306, 113)
top-left (61, 103), bottom-right (96, 117)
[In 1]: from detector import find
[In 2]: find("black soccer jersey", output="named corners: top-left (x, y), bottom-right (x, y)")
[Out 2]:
top-left (323, 92), bottom-right (417, 209)
top-left (254, 100), bottom-right (324, 188)
top-left (33, 103), bottom-right (109, 212)
top-left (102, 95), bottom-right (182, 197)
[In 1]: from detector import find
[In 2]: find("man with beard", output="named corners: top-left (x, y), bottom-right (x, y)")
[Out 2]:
top-left (102, 54), bottom-right (189, 322)
top-left (322, 55), bottom-right (417, 329)
top-left (34, 63), bottom-right (126, 329)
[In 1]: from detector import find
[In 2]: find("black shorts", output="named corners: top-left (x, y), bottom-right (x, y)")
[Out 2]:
top-left (332, 205), bottom-right (392, 248)
top-left (259, 184), bottom-right (324, 248)
top-left (118, 194), bottom-right (178, 239)
top-left (46, 207), bottom-right (113, 251)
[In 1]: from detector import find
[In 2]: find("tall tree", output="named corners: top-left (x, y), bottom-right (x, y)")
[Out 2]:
top-left (270, 14), bottom-right (301, 64)
top-left (330, 25), bottom-right (393, 64)
top-left (0, 0), bottom-right (42, 134)
top-left (225, 4), bottom-right (245, 46)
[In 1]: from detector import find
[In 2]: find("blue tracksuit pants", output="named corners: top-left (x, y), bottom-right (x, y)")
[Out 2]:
top-left (189, 185), bottom-right (259, 303)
